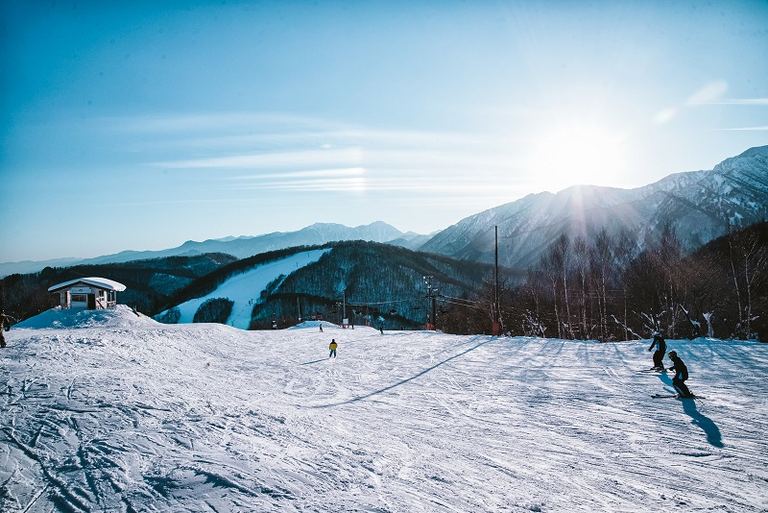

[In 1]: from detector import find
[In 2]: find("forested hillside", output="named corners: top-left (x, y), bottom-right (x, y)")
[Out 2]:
top-left (157, 241), bottom-right (504, 330)
top-left (252, 242), bottom-right (500, 329)
top-left (0, 253), bottom-right (237, 321)
top-left (441, 222), bottom-right (768, 341)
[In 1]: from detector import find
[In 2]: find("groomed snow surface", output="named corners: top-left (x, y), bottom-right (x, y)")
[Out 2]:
top-left (2, 307), bottom-right (767, 512)
top-left (157, 248), bottom-right (330, 329)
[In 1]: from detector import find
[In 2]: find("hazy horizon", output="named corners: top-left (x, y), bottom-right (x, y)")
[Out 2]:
top-left (2, 0), bottom-right (767, 261)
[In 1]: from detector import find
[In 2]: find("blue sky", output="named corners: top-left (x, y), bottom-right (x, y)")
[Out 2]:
top-left (1, 0), bottom-right (767, 261)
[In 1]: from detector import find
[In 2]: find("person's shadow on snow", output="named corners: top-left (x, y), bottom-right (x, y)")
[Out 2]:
top-left (657, 373), bottom-right (723, 448)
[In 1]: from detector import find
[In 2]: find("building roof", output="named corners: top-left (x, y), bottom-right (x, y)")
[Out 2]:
top-left (48, 277), bottom-right (127, 293)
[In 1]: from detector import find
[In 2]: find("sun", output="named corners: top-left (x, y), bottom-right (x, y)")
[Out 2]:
top-left (527, 121), bottom-right (628, 191)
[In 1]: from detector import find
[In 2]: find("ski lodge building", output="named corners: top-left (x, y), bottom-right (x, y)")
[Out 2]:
top-left (48, 277), bottom-right (127, 310)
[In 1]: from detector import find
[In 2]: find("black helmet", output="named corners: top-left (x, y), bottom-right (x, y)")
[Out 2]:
top-left (669, 351), bottom-right (678, 358)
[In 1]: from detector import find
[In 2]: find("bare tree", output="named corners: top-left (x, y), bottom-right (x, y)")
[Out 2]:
top-left (726, 223), bottom-right (744, 334)
top-left (572, 236), bottom-right (590, 339)
top-left (614, 229), bottom-right (636, 341)
top-left (591, 229), bottom-right (613, 340)
top-left (734, 228), bottom-right (768, 338)
top-left (554, 234), bottom-right (575, 339)
top-left (541, 247), bottom-right (562, 339)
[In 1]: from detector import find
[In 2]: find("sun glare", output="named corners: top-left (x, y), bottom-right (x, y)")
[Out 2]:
top-left (527, 122), bottom-right (628, 191)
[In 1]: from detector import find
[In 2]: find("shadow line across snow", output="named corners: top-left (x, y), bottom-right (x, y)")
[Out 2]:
top-left (308, 335), bottom-right (492, 408)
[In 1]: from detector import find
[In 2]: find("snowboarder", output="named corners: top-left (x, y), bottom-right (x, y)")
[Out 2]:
top-left (667, 351), bottom-right (693, 398)
top-left (329, 338), bottom-right (337, 358)
top-left (647, 331), bottom-right (667, 370)
top-left (319, 324), bottom-right (323, 333)
top-left (0, 311), bottom-right (15, 349)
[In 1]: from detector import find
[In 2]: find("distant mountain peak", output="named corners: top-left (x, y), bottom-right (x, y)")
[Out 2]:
top-left (0, 221), bottom-right (412, 277)
top-left (420, 146), bottom-right (768, 268)
top-left (734, 144), bottom-right (768, 159)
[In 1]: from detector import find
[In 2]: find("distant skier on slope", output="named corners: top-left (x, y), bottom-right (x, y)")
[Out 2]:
top-left (319, 324), bottom-right (323, 332)
top-left (667, 351), bottom-right (693, 398)
top-left (647, 331), bottom-right (667, 370)
top-left (329, 338), bottom-right (337, 358)
top-left (0, 311), bottom-right (16, 348)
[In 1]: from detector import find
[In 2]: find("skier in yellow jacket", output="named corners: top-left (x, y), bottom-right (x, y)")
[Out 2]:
top-left (329, 338), bottom-right (338, 358)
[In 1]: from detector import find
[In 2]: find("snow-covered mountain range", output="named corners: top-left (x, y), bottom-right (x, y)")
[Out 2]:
top-left (0, 222), bottom-right (410, 278)
top-left (420, 145), bottom-right (768, 268)
top-left (3, 146), bottom-right (766, 278)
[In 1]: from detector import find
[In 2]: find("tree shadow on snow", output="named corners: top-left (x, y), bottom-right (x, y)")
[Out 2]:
top-left (309, 336), bottom-right (493, 408)
top-left (657, 373), bottom-right (723, 448)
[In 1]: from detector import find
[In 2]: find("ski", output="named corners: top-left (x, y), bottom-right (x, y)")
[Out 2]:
top-left (651, 394), bottom-right (704, 400)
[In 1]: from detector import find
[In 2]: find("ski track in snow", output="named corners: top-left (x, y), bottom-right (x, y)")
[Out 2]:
top-left (1, 309), bottom-right (767, 512)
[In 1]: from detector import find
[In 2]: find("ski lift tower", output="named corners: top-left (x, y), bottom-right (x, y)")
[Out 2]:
top-left (423, 275), bottom-right (437, 330)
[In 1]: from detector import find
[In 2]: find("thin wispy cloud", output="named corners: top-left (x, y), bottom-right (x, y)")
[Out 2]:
top-left (654, 80), bottom-right (729, 125)
top-left (685, 80), bottom-right (729, 105)
top-left (130, 123), bottom-right (513, 155)
top-left (235, 177), bottom-right (368, 192)
top-left (228, 173), bottom-right (528, 195)
top-left (109, 112), bottom-right (343, 133)
top-left (718, 126), bottom-right (768, 131)
top-left (707, 98), bottom-right (768, 106)
top-left (151, 148), bottom-right (363, 169)
top-left (226, 167), bottom-right (367, 180)
top-left (653, 107), bottom-right (678, 124)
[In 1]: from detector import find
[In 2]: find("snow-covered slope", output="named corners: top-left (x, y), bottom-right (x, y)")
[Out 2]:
top-left (421, 145), bottom-right (768, 267)
top-left (1, 316), bottom-right (766, 512)
top-left (157, 248), bottom-right (330, 328)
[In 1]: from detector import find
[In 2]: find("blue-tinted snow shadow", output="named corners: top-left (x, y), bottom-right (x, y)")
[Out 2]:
top-left (309, 335), bottom-right (491, 408)
top-left (656, 373), bottom-right (723, 448)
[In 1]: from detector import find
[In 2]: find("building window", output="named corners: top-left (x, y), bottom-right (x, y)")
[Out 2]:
top-left (71, 294), bottom-right (87, 302)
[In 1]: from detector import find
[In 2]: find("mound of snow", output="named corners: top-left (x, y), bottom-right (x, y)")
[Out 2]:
top-left (15, 305), bottom-right (157, 329)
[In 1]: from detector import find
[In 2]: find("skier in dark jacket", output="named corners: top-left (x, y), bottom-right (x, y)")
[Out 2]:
top-left (647, 332), bottom-right (667, 370)
top-left (667, 351), bottom-right (693, 398)
top-left (0, 311), bottom-right (16, 349)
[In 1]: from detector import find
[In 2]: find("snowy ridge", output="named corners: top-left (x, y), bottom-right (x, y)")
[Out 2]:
top-left (1, 319), bottom-right (767, 512)
top-left (157, 248), bottom-right (330, 328)
top-left (421, 145), bottom-right (768, 267)
top-left (0, 222), bottom-right (407, 277)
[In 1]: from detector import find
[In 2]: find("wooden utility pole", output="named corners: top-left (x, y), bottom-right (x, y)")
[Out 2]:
top-left (342, 290), bottom-right (346, 326)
